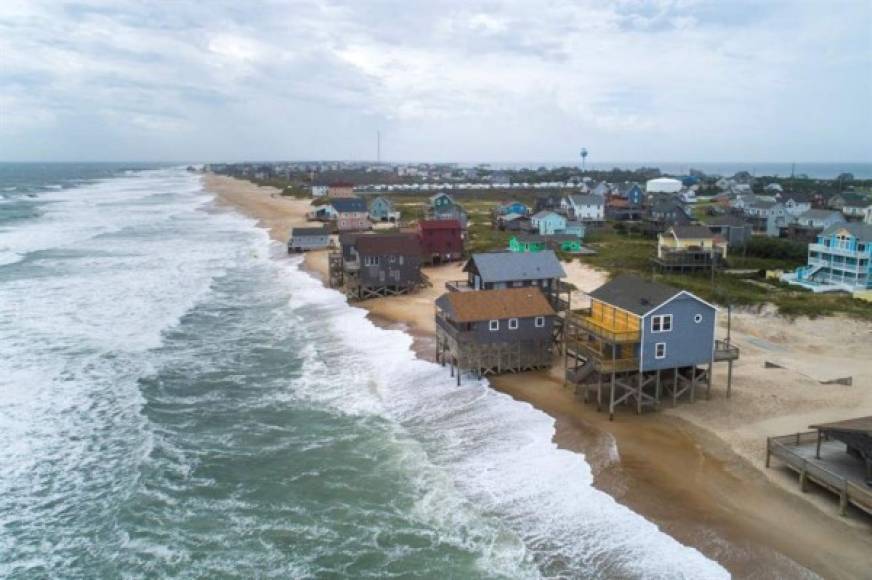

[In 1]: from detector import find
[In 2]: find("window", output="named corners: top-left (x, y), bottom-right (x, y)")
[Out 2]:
top-left (399, 255), bottom-right (404, 265)
top-left (508, 318), bottom-right (519, 330)
top-left (389, 255), bottom-right (396, 263)
top-left (534, 316), bottom-right (545, 328)
top-left (651, 314), bottom-right (672, 333)
top-left (364, 256), bottom-right (381, 266)
top-left (655, 342), bottom-right (667, 359)
top-left (489, 320), bottom-right (499, 331)
top-left (694, 313), bottom-right (703, 324)
top-left (513, 281), bottom-right (524, 288)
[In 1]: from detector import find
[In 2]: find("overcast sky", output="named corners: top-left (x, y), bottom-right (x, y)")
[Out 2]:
top-left (1, 0), bottom-right (870, 163)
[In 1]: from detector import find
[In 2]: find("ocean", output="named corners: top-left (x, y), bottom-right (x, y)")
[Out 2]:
top-left (0, 164), bottom-right (728, 579)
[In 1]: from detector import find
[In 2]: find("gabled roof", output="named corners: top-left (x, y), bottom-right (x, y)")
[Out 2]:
top-left (355, 233), bottom-right (421, 256)
top-left (429, 191), bottom-right (455, 203)
top-left (330, 197), bottom-right (367, 212)
top-left (569, 194), bottom-right (604, 206)
top-left (706, 215), bottom-right (748, 227)
top-left (589, 274), bottom-right (683, 316)
top-left (436, 287), bottom-right (555, 323)
top-left (369, 196), bottom-right (393, 208)
top-left (418, 219), bottom-right (461, 230)
top-left (532, 210), bottom-right (563, 220)
top-left (797, 209), bottom-right (843, 221)
top-left (670, 225), bottom-right (715, 239)
top-left (291, 226), bottom-right (329, 236)
top-left (465, 251), bottom-right (566, 283)
top-left (821, 222), bottom-right (872, 242)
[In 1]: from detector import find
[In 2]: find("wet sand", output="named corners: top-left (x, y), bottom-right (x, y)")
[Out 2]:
top-left (205, 173), bottom-right (872, 579)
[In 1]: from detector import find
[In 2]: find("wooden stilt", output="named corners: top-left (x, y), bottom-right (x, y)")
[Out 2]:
top-left (706, 360), bottom-right (713, 399)
top-left (726, 359), bottom-right (733, 399)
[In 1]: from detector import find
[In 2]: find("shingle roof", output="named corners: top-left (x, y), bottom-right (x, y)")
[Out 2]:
top-left (355, 233), bottom-right (421, 256)
top-left (437, 287), bottom-right (555, 323)
top-left (706, 215), bottom-right (748, 227)
top-left (466, 251), bottom-right (566, 283)
top-left (418, 219), bottom-right (461, 230)
top-left (670, 225), bottom-right (715, 239)
top-left (589, 274), bottom-right (682, 316)
top-left (797, 209), bottom-right (842, 221)
top-left (810, 416), bottom-right (872, 435)
top-left (532, 210), bottom-right (562, 220)
top-left (330, 198), bottom-right (367, 212)
top-left (820, 222), bottom-right (872, 242)
top-left (291, 226), bottom-right (329, 236)
top-left (569, 194), bottom-right (604, 206)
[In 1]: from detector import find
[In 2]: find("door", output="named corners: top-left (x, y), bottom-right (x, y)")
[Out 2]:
top-left (474, 275), bottom-right (481, 290)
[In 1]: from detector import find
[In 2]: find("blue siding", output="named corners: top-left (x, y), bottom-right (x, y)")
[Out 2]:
top-left (640, 294), bottom-right (716, 371)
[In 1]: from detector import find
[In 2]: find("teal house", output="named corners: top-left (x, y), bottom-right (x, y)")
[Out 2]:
top-left (783, 223), bottom-right (872, 293)
top-left (531, 210), bottom-right (567, 235)
top-left (509, 234), bottom-right (582, 254)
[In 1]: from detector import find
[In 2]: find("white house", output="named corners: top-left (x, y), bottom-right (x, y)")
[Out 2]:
top-left (793, 209), bottom-right (846, 230)
top-left (745, 200), bottom-right (786, 220)
top-left (780, 193), bottom-right (812, 217)
top-left (678, 189), bottom-right (697, 204)
top-left (865, 205), bottom-right (872, 225)
top-left (842, 201), bottom-right (872, 221)
top-left (646, 177), bottom-right (682, 193)
top-left (311, 184), bottom-right (328, 198)
top-left (567, 194), bottom-right (605, 221)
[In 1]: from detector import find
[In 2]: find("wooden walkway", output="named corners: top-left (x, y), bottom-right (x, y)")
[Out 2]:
top-left (767, 432), bottom-right (872, 517)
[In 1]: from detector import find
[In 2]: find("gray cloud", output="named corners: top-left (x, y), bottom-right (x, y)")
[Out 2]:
top-left (0, 0), bottom-right (869, 162)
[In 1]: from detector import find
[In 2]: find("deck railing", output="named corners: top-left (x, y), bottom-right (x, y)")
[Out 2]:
top-left (445, 279), bottom-right (471, 292)
top-left (567, 341), bottom-right (639, 374)
top-left (713, 340), bottom-right (740, 362)
top-left (767, 432), bottom-right (872, 516)
top-left (566, 309), bottom-right (641, 343)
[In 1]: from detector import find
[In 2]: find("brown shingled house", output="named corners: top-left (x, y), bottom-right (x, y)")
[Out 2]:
top-left (329, 232), bottom-right (423, 300)
top-left (435, 287), bottom-right (556, 380)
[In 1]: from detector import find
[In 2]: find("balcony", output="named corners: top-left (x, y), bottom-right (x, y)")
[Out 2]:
top-left (809, 243), bottom-right (868, 258)
top-left (568, 340), bottom-right (639, 373)
top-left (713, 340), bottom-right (740, 362)
top-left (567, 309), bottom-right (641, 343)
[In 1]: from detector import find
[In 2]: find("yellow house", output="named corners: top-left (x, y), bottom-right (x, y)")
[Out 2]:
top-left (657, 225), bottom-right (728, 259)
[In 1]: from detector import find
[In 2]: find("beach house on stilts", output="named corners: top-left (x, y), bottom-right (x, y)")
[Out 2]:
top-left (563, 274), bottom-right (739, 419)
top-left (445, 250), bottom-right (571, 341)
top-left (435, 287), bottom-right (557, 382)
top-left (328, 232), bottom-right (423, 300)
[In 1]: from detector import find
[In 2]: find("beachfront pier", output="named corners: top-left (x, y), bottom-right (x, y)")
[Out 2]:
top-left (767, 428), bottom-right (872, 517)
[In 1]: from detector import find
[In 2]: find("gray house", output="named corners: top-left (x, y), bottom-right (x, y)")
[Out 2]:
top-left (706, 215), bottom-right (752, 247)
top-left (330, 232), bottom-right (422, 300)
top-left (564, 275), bottom-right (738, 418)
top-left (454, 250), bottom-right (566, 292)
top-left (288, 226), bottom-right (330, 253)
top-left (435, 287), bottom-right (556, 378)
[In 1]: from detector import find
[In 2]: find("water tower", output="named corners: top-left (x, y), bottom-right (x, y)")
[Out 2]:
top-left (580, 148), bottom-right (588, 172)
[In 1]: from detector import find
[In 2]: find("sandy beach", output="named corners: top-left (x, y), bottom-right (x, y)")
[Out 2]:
top-left (206, 173), bottom-right (872, 579)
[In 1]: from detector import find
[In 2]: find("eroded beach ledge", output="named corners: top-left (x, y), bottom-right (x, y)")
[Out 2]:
top-left (205, 172), bottom-right (872, 579)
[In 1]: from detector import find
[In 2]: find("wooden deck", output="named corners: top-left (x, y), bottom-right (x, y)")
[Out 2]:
top-left (767, 432), bottom-right (872, 517)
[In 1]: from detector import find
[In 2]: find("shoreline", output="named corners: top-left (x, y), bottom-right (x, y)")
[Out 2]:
top-left (204, 173), bottom-right (872, 579)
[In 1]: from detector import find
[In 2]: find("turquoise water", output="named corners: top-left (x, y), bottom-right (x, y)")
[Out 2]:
top-left (0, 165), bottom-right (727, 579)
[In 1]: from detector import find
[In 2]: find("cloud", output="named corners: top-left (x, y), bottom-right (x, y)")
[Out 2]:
top-left (0, 0), bottom-right (869, 162)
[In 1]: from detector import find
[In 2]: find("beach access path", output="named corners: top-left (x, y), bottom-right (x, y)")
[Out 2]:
top-left (205, 173), bottom-right (872, 580)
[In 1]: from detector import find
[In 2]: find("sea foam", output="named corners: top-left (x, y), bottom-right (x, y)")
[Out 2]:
top-left (282, 257), bottom-right (729, 579)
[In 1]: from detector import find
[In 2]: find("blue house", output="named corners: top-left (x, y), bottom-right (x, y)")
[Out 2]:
top-left (497, 200), bottom-right (529, 216)
top-left (368, 196), bottom-right (399, 222)
top-left (783, 223), bottom-right (872, 293)
top-left (564, 274), bottom-right (739, 417)
top-left (617, 183), bottom-right (644, 206)
top-left (531, 210), bottom-right (567, 235)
